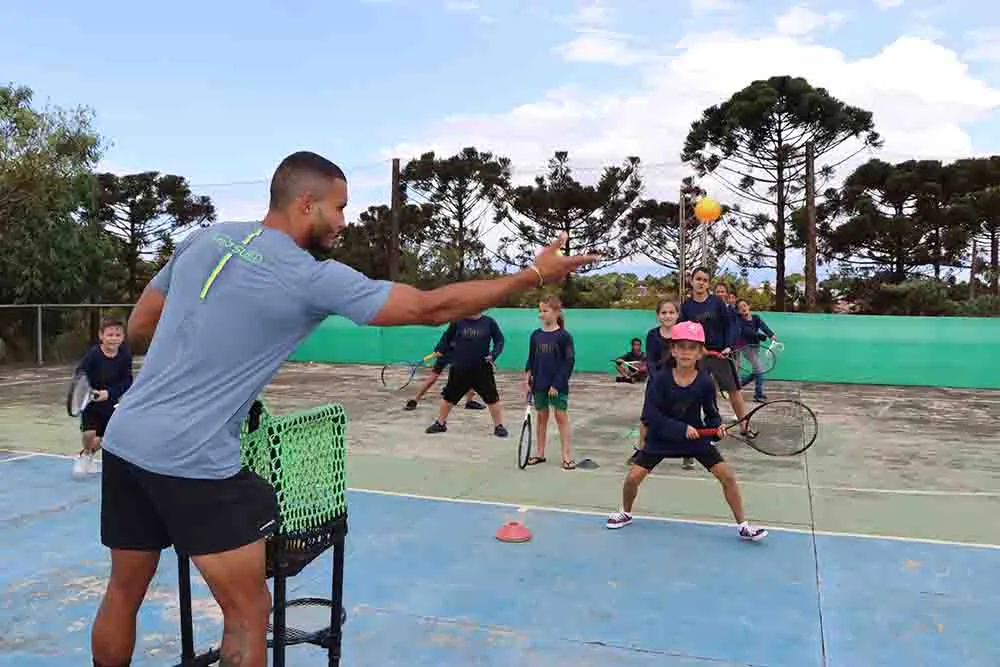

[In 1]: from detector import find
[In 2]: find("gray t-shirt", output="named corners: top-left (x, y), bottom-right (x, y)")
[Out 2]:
top-left (101, 221), bottom-right (393, 479)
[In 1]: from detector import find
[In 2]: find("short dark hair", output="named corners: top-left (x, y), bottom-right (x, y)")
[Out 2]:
top-left (100, 317), bottom-right (124, 332)
top-left (691, 266), bottom-right (711, 279)
top-left (631, 337), bottom-right (641, 345)
top-left (268, 151), bottom-right (347, 210)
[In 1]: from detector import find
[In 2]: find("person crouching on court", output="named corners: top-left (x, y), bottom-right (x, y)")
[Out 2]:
top-left (606, 321), bottom-right (767, 541)
top-left (425, 311), bottom-right (508, 437)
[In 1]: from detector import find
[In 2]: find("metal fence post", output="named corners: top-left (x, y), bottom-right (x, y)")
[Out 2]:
top-left (36, 305), bottom-right (43, 366)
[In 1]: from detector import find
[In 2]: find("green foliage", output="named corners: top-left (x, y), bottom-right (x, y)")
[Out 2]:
top-left (682, 75), bottom-right (881, 310)
top-left (401, 147), bottom-right (510, 281)
top-left (630, 176), bottom-right (730, 275)
top-left (495, 151), bottom-right (643, 305)
top-left (92, 171), bottom-right (216, 299)
top-left (328, 203), bottom-right (436, 285)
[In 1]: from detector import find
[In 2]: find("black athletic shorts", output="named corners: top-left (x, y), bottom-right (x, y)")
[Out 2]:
top-left (80, 404), bottom-right (114, 437)
top-left (629, 445), bottom-right (724, 472)
top-left (442, 362), bottom-right (499, 405)
top-left (700, 354), bottom-right (739, 392)
top-left (100, 450), bottom-right (278, 556)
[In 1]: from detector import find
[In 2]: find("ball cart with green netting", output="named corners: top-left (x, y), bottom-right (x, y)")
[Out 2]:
top-left (173, 400), bottom-right (350, 667)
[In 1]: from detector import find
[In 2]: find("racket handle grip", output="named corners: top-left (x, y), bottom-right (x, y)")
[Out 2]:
top-left (696, 428), bottom-right (721, 437)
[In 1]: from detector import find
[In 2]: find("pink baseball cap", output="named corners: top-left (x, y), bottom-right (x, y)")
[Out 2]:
top-left (671, 321), bottom-right (705, 344)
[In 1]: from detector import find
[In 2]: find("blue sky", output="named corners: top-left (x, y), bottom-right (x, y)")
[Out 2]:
top-left (4, 0), bottom-right (1000, 283)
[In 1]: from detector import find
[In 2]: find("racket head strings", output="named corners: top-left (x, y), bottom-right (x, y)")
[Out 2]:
top-left (744, 399), bottom-right (818, 456)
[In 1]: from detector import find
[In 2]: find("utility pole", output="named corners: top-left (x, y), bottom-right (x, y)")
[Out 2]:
top-left (389, 158), bottom-right (401, 281)
top-left (804, 141), bottom-right (818, 311)
top-left (678, 187), bottom-right (686, 301)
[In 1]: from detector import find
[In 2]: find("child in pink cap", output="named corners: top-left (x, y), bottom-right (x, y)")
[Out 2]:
top-left (607, 321), bottom-right (767, 541)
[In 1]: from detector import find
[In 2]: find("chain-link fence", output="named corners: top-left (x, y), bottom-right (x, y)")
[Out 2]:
top-left (0, 304), bottom-right (134, 367)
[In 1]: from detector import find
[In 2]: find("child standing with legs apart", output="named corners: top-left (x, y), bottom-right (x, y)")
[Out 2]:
top-left (523, 296), bottom-right (576, 470)
top-left (607, 321), bottom-right (767, 541)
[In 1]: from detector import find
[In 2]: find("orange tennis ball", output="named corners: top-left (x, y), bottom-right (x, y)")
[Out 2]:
top-left (694, 197), bottom-right (721, 224)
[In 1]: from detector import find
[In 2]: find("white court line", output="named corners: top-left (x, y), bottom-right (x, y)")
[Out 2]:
top-left (3, 448), bottom-right (998, 498)
top-left (0, 377), bottom-right (69, 388)
top-left (0, 453), bottom-right (39, 463)
top-left (4, 449), bottom-right (999, 549)
top-left (350, 487), bottom-right (1000, 551)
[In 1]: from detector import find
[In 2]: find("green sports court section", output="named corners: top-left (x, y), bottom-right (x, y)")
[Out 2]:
top-left (290, 309), bottom-right (1000, 389)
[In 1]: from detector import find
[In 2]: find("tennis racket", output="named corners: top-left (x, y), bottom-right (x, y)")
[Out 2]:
top-left (732, 344), bottom-right (778, 377)
top-left (66, 372), bottom-right (96, 417)
top-left (697, 399), bottom-right (818, 456)
top-left (380, 353), bottom-right (438, 391)
top-left (517, 393), bottom-right (533, 470)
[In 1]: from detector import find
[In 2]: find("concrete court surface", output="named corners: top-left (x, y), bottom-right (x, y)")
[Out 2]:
top-left (1, 361), bottom-right (999, 666)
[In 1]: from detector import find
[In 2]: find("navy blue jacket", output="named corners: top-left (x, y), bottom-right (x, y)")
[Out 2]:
top-left (736, 314), bottom-right (775, 346)
top-left (680, 295), bottom-right (735, 352)
top-left (75, 345), bottom-right (134, 406)
top-left (644, 326), bottom-right (672, 375)
top-left (641, 368), bottom-right (722, 454)
top-left (525, 328), bottom-right (575, 394)
top-left (434, 316), bottom-right (504, 370)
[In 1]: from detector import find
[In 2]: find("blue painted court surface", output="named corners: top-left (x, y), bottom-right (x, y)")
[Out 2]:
top-left (1, 451), bottom-right (998, 666)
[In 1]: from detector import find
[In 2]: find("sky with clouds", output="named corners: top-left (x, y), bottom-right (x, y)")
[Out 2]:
top-left (3, 0), bottom-right (999, 282)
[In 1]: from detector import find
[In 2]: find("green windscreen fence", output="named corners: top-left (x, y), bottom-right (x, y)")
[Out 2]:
top-left (290, 309), bottom-right (1000, 389)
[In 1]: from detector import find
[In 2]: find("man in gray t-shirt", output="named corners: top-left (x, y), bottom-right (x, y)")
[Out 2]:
top-left (90, 151), bottom-right (597, 667)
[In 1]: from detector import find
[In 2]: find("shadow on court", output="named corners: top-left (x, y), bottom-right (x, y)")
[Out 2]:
top-left (0, 453), bottom-right (997, 666)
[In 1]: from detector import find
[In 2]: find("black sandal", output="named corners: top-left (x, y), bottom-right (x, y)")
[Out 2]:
top-left (526, 456), bottom-right (546, 466)
top-left (562, 459), bottom-right (577, 470)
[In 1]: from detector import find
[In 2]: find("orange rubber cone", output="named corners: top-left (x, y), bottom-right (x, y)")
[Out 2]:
top-left (495, 521), bottom-right (532, 543)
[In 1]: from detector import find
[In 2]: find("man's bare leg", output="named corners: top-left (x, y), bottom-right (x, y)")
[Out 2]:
top-left (192, 539), bottom-right (272, 667)
top-left (91, 549), bottom-right (161, 666)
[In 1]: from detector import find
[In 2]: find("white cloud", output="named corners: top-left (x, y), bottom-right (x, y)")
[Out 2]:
top-left (689, 0), bottom-right (739, 13)
top-left (873, 0), bottom-right (903, 8)
top-left (775, 6), bottom-right (847, 36)
top-left (571, 2), bottom-right (613, 27)
top-left (963, 28), bottom-right (1000, 64)
top-left (382, 30), bottom-right (1000, 277)
top-left (553, 29), bottom-right (655, 65)
top-left (444, 0), bottom-right (478, 12)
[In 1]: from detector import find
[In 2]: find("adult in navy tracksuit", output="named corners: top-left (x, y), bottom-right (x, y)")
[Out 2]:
top-left (426, 311), bottom-right (508, 437)
top-left (735, 299), bottom-right (777, 402)
top-left (679, 267), bottom-right (753, 435)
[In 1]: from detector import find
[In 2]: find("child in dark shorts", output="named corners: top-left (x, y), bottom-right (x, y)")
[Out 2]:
top-left (606, 321), bottom-right (767, 541)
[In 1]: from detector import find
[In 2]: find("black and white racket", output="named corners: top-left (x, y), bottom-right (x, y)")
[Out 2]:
top-left (697, 398), bottom-right (818, 457)
top-left (66, 372), bottom-right (96, 417)
top-left (517, 393), bottom-right (533, 470)
top-left (380, 352), bottom-right (438, 391)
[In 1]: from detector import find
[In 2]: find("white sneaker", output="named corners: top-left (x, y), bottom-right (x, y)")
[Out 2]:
top-left (72, 452), bottom-right (93, 480)
top-left (606, 511), bottom-right (633, 529)
top-left (86, 452), bottom-right (100, 474)
top-left (738, 523), bottom-right (768, 541)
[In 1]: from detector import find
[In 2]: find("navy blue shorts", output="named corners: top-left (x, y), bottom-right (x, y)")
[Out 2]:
top-left (629, 444), bottom-right (724, 471)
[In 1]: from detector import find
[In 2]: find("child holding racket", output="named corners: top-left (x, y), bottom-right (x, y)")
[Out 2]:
top-left (614, 338), bottom-right (647, 383)
top-left (639, 299), bottom-right (693, 466)
top-left (735, 299), bottom-right (777, 402)
top-left (606, 321), bottom-right (767, 541)
top-left (644, 299), bottom-right (678, 376)
top-left (681, 267), bottom-right (753, 436)
top-left (425, 311), bottom-right (507, 437)
top-left (523, 296), bottom-right (576, 469)
top-left (404, 331), bottom-right (482, 411)
top-left (72, 318), bottom-right (133, 477)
